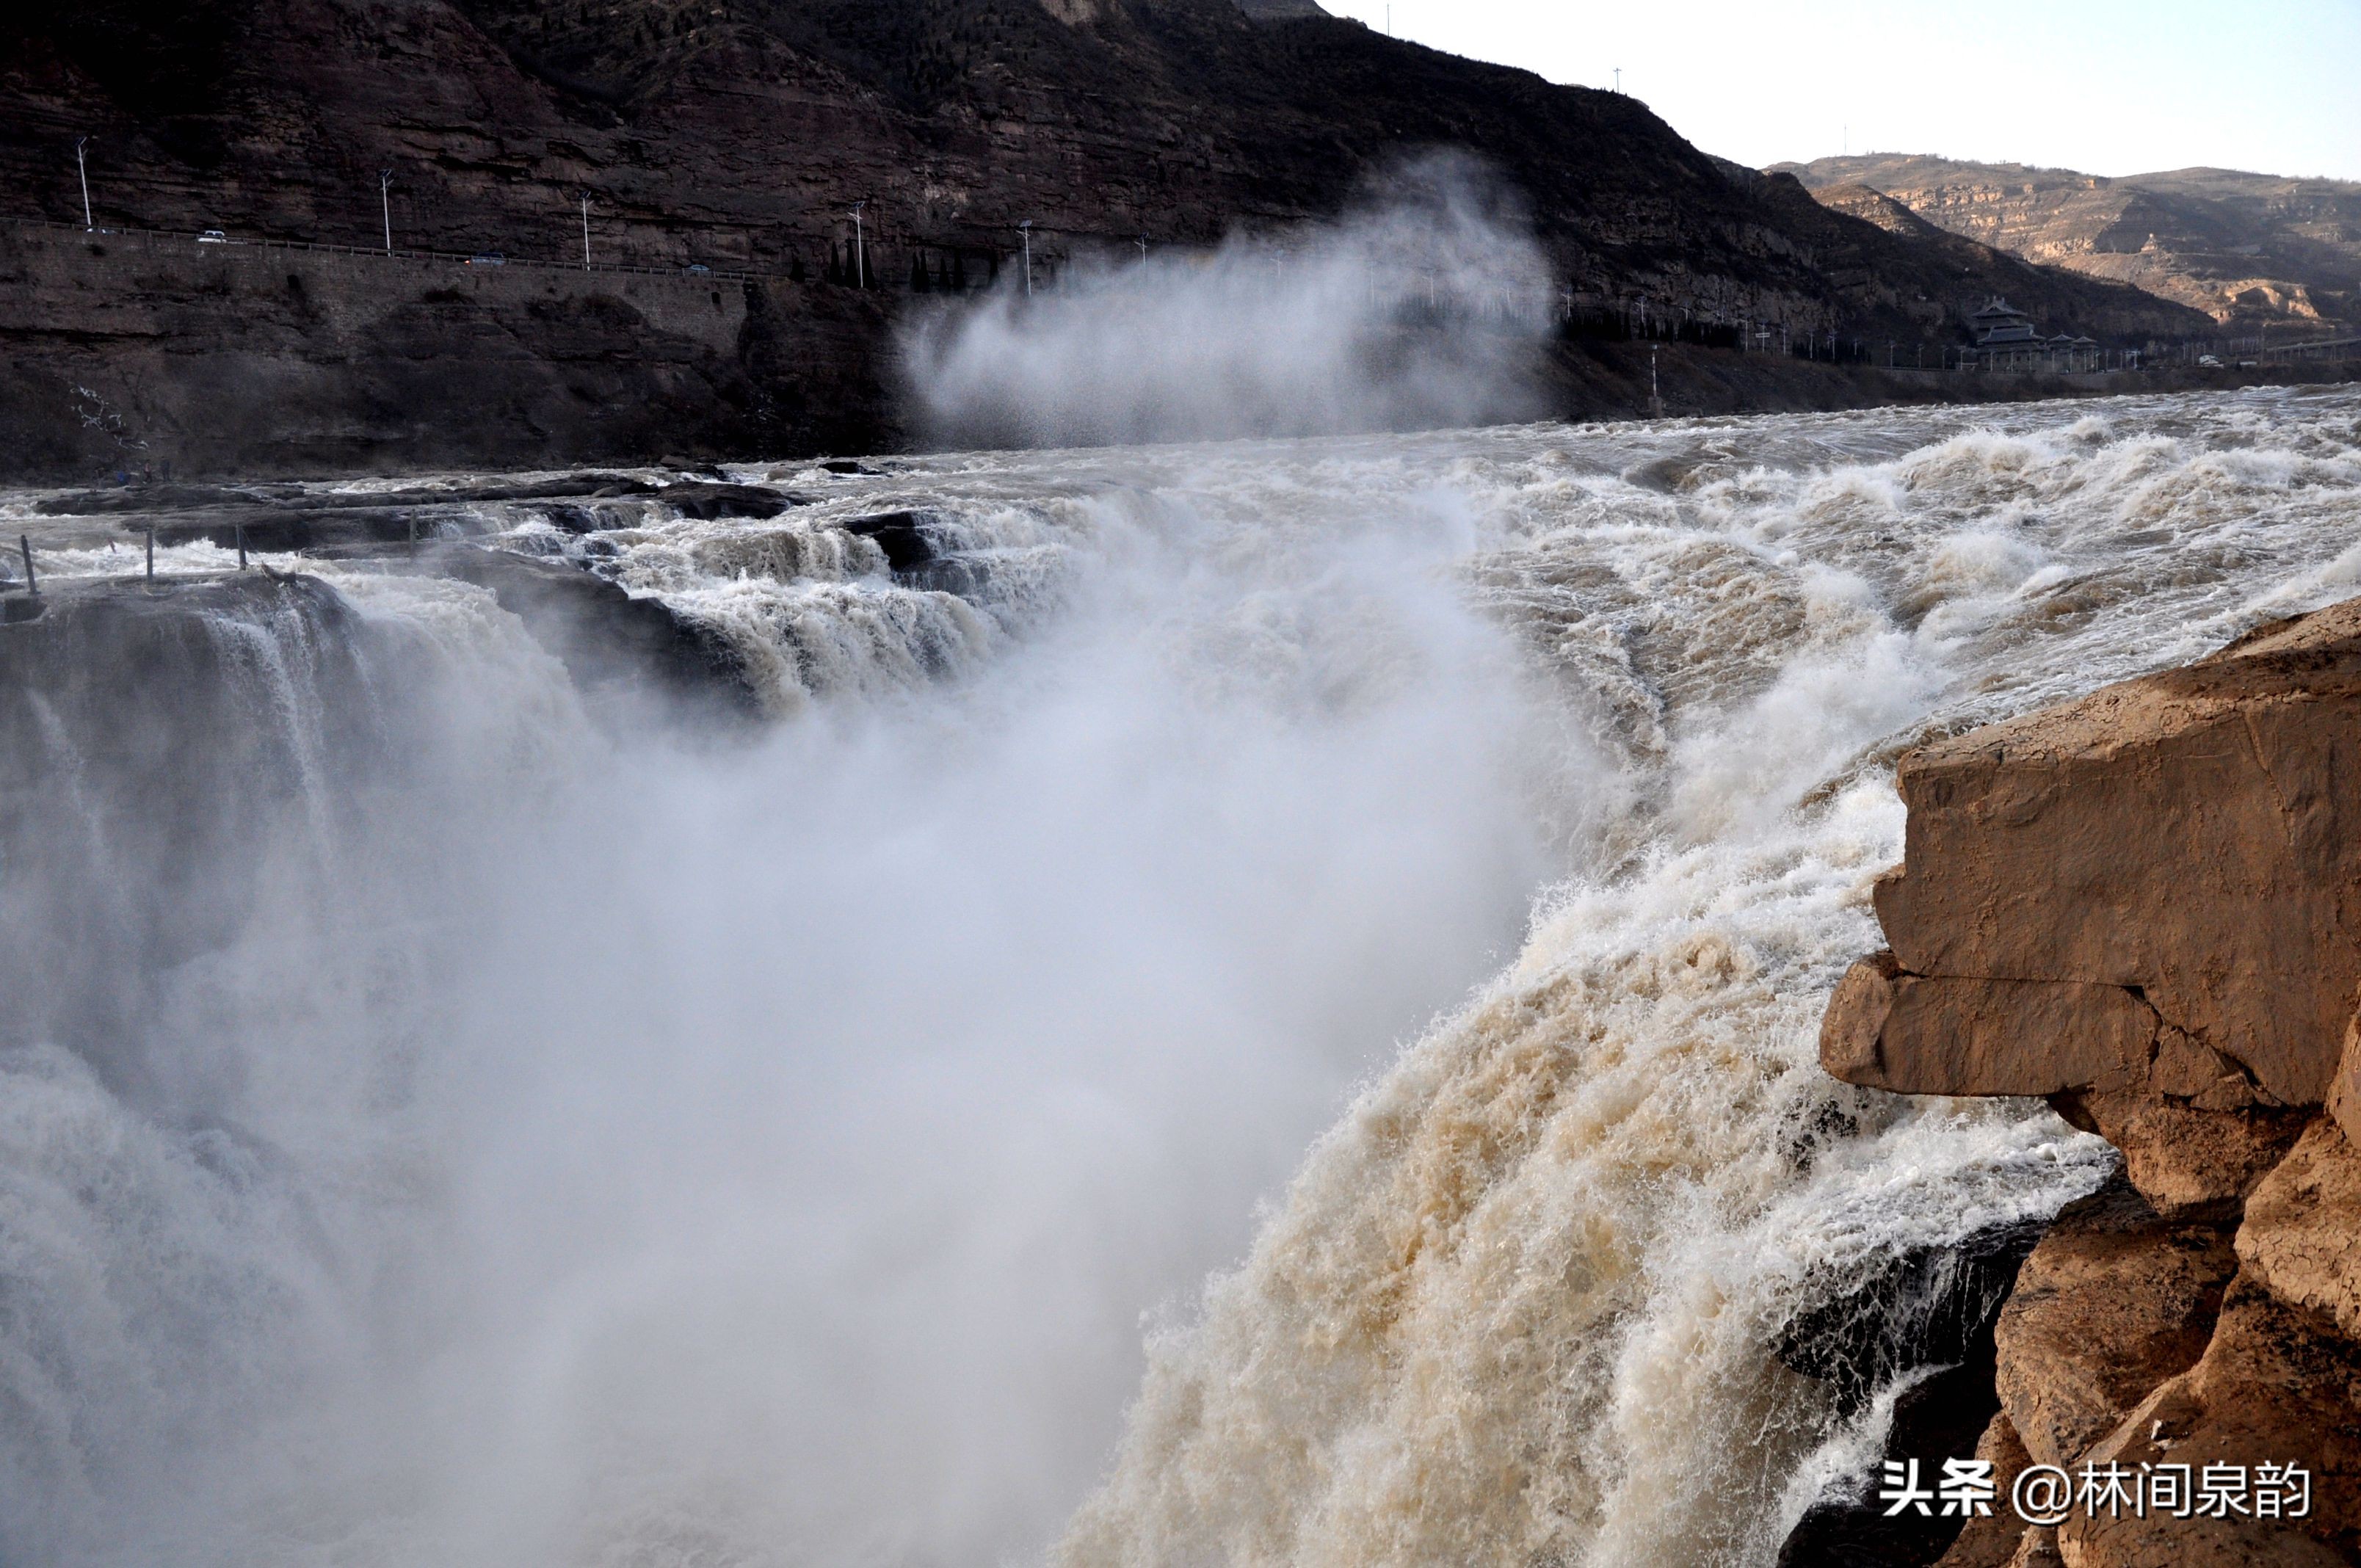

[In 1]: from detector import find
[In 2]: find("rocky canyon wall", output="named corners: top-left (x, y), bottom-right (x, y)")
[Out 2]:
top-left (0, 222), bottom-right (893, 479)
top-left (1821, 597), bottom-right (2361, 1566)
top-left (0, 0), bottom-right (2227, 479)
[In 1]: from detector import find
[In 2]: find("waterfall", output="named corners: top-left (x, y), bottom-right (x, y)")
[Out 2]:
top-left (2, 386), bottom-right (2358, 1567)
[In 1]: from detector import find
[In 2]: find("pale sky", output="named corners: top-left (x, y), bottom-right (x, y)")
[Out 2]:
top-left (1317, 0), bottom-right (2361, 182)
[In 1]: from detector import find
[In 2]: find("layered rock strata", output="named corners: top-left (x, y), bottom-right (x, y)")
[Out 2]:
top-left (1821, 596), bottom-right (2361, 1565)
top-left (1, 0), bottom-right (2219, 478)
top-left (1783, 155), bottom-right (2361, 333)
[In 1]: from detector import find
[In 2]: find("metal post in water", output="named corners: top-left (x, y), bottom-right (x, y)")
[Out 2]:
top-left (76, 137), bottom-right (93, 230)
top-left (145, 526), bottom-right (155, 584)
top-left (237, 523), bottom-right (248, 570)
top-left (380, 169), bottom-right (394, 255)
top-left (18, 535), bottom-right (35, 595)
top-left (407, 516), bottom-right (417, 553)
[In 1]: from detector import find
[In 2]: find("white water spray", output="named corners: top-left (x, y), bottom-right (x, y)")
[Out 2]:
top-left (4, 382), bottom-right (2360, 1568)
top-left (901, 158), bottom-right (1555, 449)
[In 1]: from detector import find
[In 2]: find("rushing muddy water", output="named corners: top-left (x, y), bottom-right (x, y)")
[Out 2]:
top-left (4, 385), bottom-right (2360, 1567)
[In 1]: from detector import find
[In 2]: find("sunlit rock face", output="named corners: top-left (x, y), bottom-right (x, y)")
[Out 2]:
top-left (1822, 588), bottom-right (2361, 1566)
top-left (1783, 155), bottom-right (2361, 333)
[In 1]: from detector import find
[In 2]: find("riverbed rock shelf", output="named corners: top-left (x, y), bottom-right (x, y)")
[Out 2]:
top-left (1818, 595), bottom-right (2361, 1565)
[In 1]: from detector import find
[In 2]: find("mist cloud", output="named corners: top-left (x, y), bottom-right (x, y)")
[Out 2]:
top-left (902, 156), bottom-right (1556, 448)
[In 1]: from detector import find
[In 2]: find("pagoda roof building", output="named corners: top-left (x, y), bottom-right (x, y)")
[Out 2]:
top-left (1970, 297), bottom-right (2042, 346)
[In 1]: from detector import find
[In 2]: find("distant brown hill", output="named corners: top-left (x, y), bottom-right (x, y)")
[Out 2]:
top-left (1780, 154), bottom-right (2361, 332)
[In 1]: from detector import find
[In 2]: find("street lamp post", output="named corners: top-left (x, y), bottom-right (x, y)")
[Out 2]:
top-left (851, 200), bottom-right (867, 289)
top-left (379, 169), bottom-right (394, 254)
top-left (1018, 219), bottom-right (1033, 297)
top-left (76, 137), bottom-right (93, 230)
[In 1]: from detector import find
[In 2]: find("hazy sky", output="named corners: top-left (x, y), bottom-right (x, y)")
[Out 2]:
top-left (1316, 0), bottom-right (2361, 181)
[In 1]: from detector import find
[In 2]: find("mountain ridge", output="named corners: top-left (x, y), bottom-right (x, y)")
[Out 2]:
top-left (1778, 153), bottom-right (2361, 331)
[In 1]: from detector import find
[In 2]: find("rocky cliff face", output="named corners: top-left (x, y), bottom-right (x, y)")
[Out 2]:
top-left (1821, 598), bottom-right (2361, 1565)
top-left (1784, 155), bottom-right (2361, 333)
top-left (0, 0), bottom-right (2217, 477)
top-left (0, 0), bottom-right (2037, 310)
top-left (0, 222), bottom-right (893, 476)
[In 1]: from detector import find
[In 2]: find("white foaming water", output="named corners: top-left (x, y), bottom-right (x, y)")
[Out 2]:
top-left (3, 385), bottom-right (2360, 1568)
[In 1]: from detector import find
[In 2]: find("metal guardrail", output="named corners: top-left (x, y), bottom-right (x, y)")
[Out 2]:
top-left (9, 516), bottom-right (443, 598)
top-left (2257, 335), bottom-right (2361, 362)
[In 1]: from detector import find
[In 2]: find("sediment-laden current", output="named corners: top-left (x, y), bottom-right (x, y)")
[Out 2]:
top-left (3, 385), bottom-right (2359, 1567)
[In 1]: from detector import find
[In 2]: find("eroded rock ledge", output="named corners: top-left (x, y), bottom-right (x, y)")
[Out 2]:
top-left (1819, 597), bottom-right (2361, 1566)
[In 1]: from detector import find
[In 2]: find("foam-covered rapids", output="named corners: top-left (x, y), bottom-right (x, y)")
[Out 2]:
top-left (3, 386), bottom-right (2360, 1567)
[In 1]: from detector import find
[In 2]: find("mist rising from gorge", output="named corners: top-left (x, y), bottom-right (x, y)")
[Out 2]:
top-left (901, 157), bottom-right (1556, 449)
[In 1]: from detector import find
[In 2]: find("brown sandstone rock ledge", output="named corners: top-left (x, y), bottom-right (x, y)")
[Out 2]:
top-left (1818, 595), bottom-right (2361, 1567)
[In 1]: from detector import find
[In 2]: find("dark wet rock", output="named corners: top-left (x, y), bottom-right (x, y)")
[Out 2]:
top-left (536, 504), bottom-right (603, 534)
top-left (145, 506), bottom-right (457, 552)
top-left (900, 556), bottom-right (988, 597)
top-left (311, 541), bottom-right (756, 718)
top-left (1774, 1216), bottom-right (2055, 1568)
top-left (32, 483), bottom-right (259, 515)
top-left (841, 510), bottom-right (939, 574)
top-left (35, 472), bottom-right (692, 556)
top-left (427, 545), bottom-right (753, 715)
top-left (654, 482), bottom-right (801, 521)
top-left (1778, 1217), bottom-right (2048, 1407)
top-left (818, 460), bottom-right (882, 476)
top-left (1777, 1348), bottom-right (2012, 1568)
